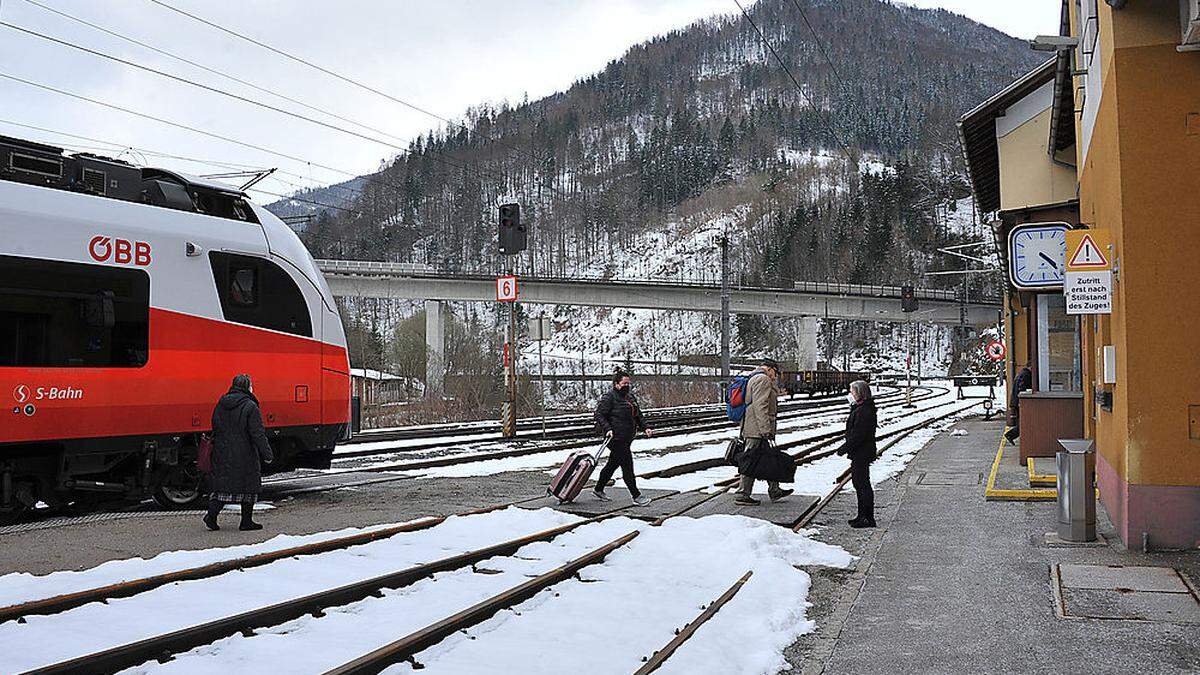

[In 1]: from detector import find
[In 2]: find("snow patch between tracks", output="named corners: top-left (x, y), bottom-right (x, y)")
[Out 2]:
top-left (387, 515), bottom-right (853, 675)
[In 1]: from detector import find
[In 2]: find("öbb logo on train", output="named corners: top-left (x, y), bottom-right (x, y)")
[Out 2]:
top-left (88, 235), bottom-right (152, 266)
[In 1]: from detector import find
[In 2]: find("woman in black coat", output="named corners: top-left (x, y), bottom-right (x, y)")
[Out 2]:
top-left (837, 380), bottom-right (878, 528)
top-left (204, 374), bottom-right (274, 531)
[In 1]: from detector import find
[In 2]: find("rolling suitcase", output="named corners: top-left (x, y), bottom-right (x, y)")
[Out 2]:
top-left (548, 438), bottom-right (609, 504)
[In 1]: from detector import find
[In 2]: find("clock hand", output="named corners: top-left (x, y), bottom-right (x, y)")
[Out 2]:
top-left (1038, 252), bottom-right (1060, 270)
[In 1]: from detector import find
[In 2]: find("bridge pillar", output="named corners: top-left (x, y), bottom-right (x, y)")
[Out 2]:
top-left (425, 300), bottom-right (445, 398)
top-left (796, 316), bottom-right (819, 371)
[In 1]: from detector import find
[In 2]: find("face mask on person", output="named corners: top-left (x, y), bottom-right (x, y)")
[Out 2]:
top-left (619, 384), bottom-right (631, 394)
top-left (847, 393), bottom-right (857, 406)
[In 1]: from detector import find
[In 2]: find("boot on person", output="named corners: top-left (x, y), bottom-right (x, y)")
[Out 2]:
top-left (203, 498), bottom-right (221, 531)
top-left (239, 502), bottom-right (263, 531)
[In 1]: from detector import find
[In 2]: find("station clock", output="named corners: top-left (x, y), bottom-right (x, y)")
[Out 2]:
top-left (1008, 222), bottom-right (1068, 290)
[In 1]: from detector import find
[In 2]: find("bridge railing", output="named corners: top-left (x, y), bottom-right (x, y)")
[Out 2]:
top-left (317, 259), bottom-right (976, 304)
top-left (317, 259), bottom-right (436, 275)
top-left (791, 281), bottom-right (959, 302)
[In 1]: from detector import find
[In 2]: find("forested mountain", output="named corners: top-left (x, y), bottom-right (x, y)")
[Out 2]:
top-left (270, 0), bottom-right (1038, 291)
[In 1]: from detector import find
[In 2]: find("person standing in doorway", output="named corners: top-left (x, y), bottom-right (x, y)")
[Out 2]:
top-left (734, 358), bottom-right (795, 506)
top-left (204, 374), bottom-right (274, 531)
top-left (837, 380), bottom-right (878, 528)
top-left (593, 371), bottom-right (654, 506)
top-left (1005, 361), bottom-right (1033, 443)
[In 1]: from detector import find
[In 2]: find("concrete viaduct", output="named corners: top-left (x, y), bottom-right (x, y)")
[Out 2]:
top-left (317, 259), bottom-right (1001, 395)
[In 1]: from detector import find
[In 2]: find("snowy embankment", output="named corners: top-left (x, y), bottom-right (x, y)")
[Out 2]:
top-left (0, 509), bottom-right (852, 675)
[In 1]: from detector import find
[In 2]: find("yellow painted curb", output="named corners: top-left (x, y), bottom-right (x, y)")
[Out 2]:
top-left (985, 432), bottom-right (1058, 501)
top-left (1027, 457), bottom-right (1057, 487)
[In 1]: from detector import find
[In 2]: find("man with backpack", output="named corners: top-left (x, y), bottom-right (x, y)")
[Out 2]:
top-left (730, 358), bottom-right (795, 506)
top-left (592, 371), bottom-right (654, 506)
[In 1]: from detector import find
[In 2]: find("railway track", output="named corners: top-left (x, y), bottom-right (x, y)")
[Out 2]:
top-left (0, 385), bottom-right (925, 527)
top-left (332, 390), bottom-right (858, 460)
top-left (329, 384), bottom-right (938, 476)
top-left (2, 397), bottom-right (980, 675)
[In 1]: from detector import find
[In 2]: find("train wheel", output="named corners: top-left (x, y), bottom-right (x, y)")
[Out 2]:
top-left (0, 479), bottom-right (38, 525)
top-left (153, 465), bottom-right (205, 509)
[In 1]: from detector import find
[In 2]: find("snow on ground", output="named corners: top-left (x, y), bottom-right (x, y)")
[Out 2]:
top-left (0, 508), bottom-right (581, 673)
top-left (388, 516), bottom-right (853, 675)
top-left (87, 514), bottom-right (855, 675)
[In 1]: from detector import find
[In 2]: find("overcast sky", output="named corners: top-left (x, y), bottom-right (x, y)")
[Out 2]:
top-left (0, 0), bottom-right (1060, 203)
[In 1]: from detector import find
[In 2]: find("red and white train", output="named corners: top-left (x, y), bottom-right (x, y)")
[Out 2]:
top-left (0, 135), bottom-right (351, 519)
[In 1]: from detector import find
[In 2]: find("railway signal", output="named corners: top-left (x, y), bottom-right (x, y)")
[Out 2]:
top-left (498, 203), bottom-right (526, 255)
top-left (900, 285), bottom-right (918, 312)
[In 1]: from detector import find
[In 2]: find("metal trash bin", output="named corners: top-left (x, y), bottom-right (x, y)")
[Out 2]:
top-left (1056, 439), bottom-right (1096, 542)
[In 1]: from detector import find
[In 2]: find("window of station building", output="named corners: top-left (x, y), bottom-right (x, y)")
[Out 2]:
top-left (1036, 293), bottom-right (1081, 392)
top-left (0, 254), bottom-right (149, 368)
top-left (208, 252), bottom-right (312, 337)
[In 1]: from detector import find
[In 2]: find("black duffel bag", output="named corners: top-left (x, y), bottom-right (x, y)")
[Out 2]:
top-left (736, 438), bottom-right (796, 483)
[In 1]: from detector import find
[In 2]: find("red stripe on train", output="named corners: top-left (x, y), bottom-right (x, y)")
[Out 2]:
top-left (1, 308), bottom-right (349, 444)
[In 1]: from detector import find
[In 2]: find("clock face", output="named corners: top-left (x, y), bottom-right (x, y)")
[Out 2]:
top-left (1009, 223), bottom-right (1068, 289)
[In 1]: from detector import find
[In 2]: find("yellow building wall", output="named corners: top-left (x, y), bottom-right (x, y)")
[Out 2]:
top-left (997, 108), bottom-right (1078, 211)
top-left (1077, 0), bottom-right (1200, 490)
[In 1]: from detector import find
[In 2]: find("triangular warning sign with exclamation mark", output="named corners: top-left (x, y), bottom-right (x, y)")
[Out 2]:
top-left (1068, 234), bottom-right (1109, 269)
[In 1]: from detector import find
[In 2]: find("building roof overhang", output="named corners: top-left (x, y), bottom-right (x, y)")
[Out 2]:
top-left (958, 58), bottom-right (1058, 214)
top-left (1048, 0), bottom-right (1077, 155)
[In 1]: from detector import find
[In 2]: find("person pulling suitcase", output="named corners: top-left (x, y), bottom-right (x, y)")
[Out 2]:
top-left (592, 371), bottom-right (653, 506)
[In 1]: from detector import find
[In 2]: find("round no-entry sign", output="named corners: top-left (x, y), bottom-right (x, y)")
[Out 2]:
top-left (985, 340), bottom-right (1006, 361)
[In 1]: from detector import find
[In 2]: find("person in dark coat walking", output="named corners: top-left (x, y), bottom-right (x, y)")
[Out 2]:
top-left (592, 371), bottom-right (654, 506)
top-left (836, 380), bottom-right (878, 528)
top-left (1005, 362), bottom-right (1032, 443)
top-left (204, 374), bottom-right (274, 531)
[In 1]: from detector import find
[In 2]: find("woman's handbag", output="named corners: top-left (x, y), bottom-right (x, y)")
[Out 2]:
top-left (197, 433), bottom-right (213, 473)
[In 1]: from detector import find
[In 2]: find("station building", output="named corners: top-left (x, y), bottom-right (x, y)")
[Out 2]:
top-left (961, 0), bottom-right (1200, 549)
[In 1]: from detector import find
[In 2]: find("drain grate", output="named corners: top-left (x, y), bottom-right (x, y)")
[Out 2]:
top-left (1053, 564), bottom-right (1200, 623)
top-left (0, 509), bottom-right (198, 536)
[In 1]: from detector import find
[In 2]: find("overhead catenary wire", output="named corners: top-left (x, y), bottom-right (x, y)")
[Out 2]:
top-left (0, 70), bottom-right (369, 179)
top-left (0, 8), bottom-right (565, 210)
top-left (730, 0), bottom-right (856, 162)
top-left (787, 0), bottom-right (852, 96)
top-left (0, 117), bottom-right (370, 215)
top-left (0, 20), bottom-right (511, 184)
top-left (145, 0), bottom-right (552, 167)
top-left (0, 116), bottom-right (370, 203)
top-left (14, 0), bottom-right (412, 146)
top-left (0, 71), bottom-right (473, 210)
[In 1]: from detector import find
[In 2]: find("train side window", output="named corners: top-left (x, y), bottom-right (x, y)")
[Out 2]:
top-left (229, 267), bottom-right (257, 307)
top-left (0, 254), bottom-right (149, 367)
top-left (209, 252), bottom-right (312, 337)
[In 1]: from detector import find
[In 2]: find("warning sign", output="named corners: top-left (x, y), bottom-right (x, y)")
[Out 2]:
top-left (1065, 270), bottom-right (1112, 315)
top-left (1064, 230), bottom-right (1112, 314)
top-left (1065, 230), bottom-right (1111, 272)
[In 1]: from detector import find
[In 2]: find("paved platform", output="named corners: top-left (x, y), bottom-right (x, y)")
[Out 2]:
top-left (790, 417), bottom-right (1200, 674)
